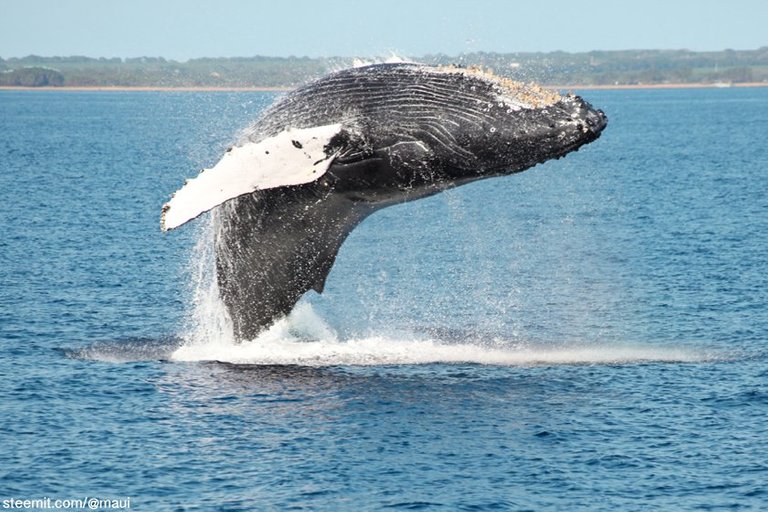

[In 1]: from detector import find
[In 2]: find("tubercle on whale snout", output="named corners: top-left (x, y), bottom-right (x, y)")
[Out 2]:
top-left (550, 94), bottom-right (608, 135)
top-left (550, 97), bottom-right (607, 161)
top-left (564, 95), bottom-right (608, 135)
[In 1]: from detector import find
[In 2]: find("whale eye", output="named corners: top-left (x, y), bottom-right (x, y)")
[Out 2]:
top-left (490, 127), bottom-right (497, 133)
top-left (292, 140), bottom-right (303, 149)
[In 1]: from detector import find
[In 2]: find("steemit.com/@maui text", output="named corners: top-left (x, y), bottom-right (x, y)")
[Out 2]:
top-left (2, 497), bottom-right (130, 510)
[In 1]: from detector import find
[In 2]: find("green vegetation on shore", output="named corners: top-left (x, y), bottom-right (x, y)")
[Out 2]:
top-left (1, 48), bottom-right (767, 88)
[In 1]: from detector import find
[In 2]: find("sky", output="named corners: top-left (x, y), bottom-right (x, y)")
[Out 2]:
top-left (1, 0), bottom-right (765, 60)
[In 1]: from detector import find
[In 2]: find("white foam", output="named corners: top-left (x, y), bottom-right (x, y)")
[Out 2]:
top-left (171, 335), bottom-right (708, 367)
top-left (172, 301), bottom-right (710, 366)
top-left (174, 337), bottom-right (711, 367)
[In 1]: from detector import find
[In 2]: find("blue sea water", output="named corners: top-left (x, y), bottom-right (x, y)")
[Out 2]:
top-left (1, 87), bottom-right (767, 510)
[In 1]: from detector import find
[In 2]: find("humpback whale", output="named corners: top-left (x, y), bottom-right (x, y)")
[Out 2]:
top-left (162, 63), bottom-right (607, 341)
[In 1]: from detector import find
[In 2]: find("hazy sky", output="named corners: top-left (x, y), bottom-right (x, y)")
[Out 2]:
top-left (1, 0), bottom-right (764, 60)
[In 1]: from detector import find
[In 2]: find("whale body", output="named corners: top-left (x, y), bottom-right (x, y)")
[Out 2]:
top-left (162, 63), bottom-right (607, 340)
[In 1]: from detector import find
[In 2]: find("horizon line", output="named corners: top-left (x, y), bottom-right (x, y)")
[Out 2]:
top-left (2, 46), bottom-right (767, 63)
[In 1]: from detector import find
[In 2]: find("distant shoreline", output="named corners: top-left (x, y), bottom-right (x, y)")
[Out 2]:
top-left (559, 82), bottom-right (768, 90)
top-left (0, 85), bottom-right (293, 92)
top-left (1, 83), bottom-right (767, 92)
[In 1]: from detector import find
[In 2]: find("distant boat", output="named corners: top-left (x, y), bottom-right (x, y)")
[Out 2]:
top-left (713, 82), bottom-right (733, 88)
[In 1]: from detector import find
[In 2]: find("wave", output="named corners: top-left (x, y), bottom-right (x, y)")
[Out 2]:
top-left (170, 302), bottom-right (713, 367)
top-left (171, 336), bottom-right (712, 367)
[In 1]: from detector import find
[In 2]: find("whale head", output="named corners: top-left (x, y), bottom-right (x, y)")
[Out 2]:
top-left (451, 85), bottom-right (608, 179)
top-left (333, 64), bottom-right (608, 187)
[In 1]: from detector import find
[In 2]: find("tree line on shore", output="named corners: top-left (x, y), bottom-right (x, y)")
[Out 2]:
top-left (1, 48), bottom-right (766, 88)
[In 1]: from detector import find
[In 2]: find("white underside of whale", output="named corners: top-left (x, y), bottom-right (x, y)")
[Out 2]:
top-left (161, 123), bottom-right (342, 231)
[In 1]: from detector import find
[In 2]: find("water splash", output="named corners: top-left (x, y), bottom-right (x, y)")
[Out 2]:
top-left (65, 337), bottom-right (182, 363)
top-left (180, 212), bottom-right (235, 347)
top-left (169, 198), bottom-right (717, 368)
top-left (352, 54), bottom-right (412, 68)
top-left (172, 328), bottom-right (712, 367)
top-left (172, 271), bottom-right (714, 365)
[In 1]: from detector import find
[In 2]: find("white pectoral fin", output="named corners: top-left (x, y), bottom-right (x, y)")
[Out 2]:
top-left (161, 123), bottom-right (343, 231)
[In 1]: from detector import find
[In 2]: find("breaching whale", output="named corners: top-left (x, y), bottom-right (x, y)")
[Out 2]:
top-left (162, 63), bottom-right (607, 341)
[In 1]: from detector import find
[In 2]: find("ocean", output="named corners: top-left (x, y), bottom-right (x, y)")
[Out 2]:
top-left (1, 86), bottom-right (766, 510)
